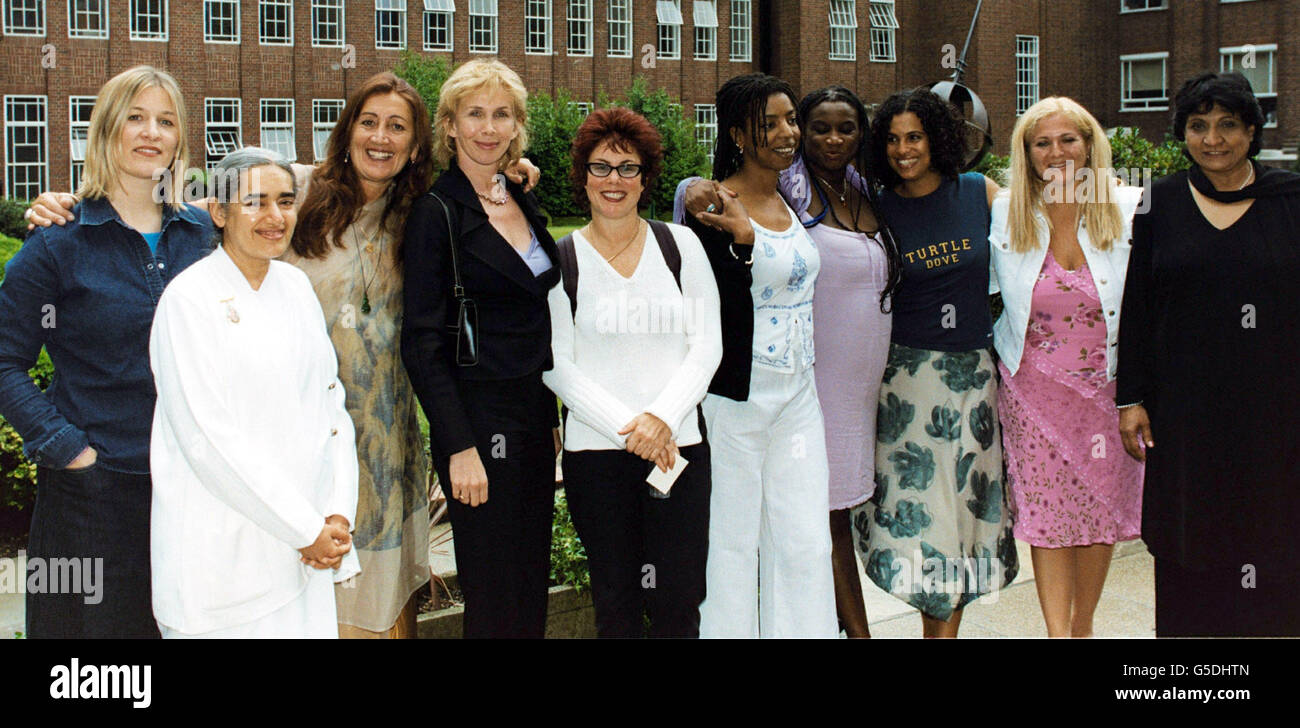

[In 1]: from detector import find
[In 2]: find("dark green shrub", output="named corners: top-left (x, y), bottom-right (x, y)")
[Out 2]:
top-left (550, 490), bottom-right (589, 592)
top-left (0, 198), bottom-right (28, 241)
top-left (1108, 128), bottom-right (1190, 180)
top-left (973, 152), bottom-right (1010, 186)
top-left (525, 89), bottom-right (589, 220)
top-left (0, 351), bottom-right (53, 513)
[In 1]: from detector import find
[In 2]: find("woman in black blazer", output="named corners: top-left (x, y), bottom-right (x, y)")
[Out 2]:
top-left (401, 59), bottom-right (560, 638)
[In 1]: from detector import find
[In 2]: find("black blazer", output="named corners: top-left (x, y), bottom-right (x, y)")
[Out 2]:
top-left (685, 213), bottom-right (755, 402)
top-left (401, 163), bottom-right (561, 459)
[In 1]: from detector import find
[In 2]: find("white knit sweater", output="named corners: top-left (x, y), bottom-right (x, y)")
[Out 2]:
top-left (543, 222), bottom-right (722, 451)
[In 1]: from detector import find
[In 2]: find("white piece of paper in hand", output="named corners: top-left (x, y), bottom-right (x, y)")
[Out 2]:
top-left (646, 454), bottom-right (689, 495)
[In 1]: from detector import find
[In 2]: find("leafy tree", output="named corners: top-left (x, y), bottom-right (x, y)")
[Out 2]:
top-left (1108, 128), bottom-right (1190, 180)
top-left (392, 51), bottom-right (452, 169)
top-left (525, 89), bottom-right (589, 220)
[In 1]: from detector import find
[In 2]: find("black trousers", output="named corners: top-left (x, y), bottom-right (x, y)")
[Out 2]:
top-left (26, 465), bottom-right (159, 639)
top-left (1154, 557), bottom-right (1300, 637)
top-left (563, 441), bottom-right (711, 638)
top-left (436, 377), bottom-right (557, 639)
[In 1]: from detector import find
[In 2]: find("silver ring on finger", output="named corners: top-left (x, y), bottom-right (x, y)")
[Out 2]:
top-left (705, 203), bottom-right (717, 213)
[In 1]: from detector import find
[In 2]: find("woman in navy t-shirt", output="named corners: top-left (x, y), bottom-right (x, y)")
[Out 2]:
top-left (850, 89), bottom-right (1018, 638)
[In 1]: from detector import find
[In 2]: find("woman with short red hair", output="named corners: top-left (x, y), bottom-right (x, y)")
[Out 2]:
top-left (543, 107), bottom-right (722, 637)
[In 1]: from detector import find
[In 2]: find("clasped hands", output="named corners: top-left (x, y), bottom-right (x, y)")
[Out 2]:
top-left (298, 514), bottom-right (352, 571)
top-left (619, 412), bottom-right (678, 473)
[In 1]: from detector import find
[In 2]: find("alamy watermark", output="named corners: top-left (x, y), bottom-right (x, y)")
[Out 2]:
top-left (0, 550), bottom-right (103, 605)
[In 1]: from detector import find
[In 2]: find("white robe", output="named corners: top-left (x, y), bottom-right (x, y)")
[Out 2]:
top-left (149, 246), bottom-right (360, 638)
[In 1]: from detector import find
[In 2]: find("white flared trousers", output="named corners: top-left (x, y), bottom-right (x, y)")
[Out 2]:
top-left (699, 365), bottom-right (837, 638)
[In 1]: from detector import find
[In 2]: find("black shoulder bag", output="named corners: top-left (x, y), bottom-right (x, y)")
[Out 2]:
top-left (426, 192), bottom-right (478, 367)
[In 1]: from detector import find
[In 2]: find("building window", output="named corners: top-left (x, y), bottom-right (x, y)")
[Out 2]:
top-left (1016, 35), bottom-right (1039, 115)
top-left (4, 0), bottom-right (45, 36)
top-left (695, 103), bottom-right (717, 161)
top-left (1221, 44), bottom-right (1277, 128)
top-left (567, 0), bottom-right (592, 56)
top-left (569, 101), bottom-right (593, 117)
top-left (656, 0), bottom-right (682, 60)
top-left (312, 0), bottom-right (345, 47)
top-left (828, 0), bottom-right (856, 62)
top-left (729, 0), bottom-right (750, 62)
top-left (129, 0), bottom-right (166, 40)
top-left (868, 0), bottom-right (896, 62)
top-left (260, 99), bottom-right (296, 162)
top-left (204, 98), bottom-right (242, 168)
top-left (423, 0), bottom-right (453, 51)
top-left (68, 95), bottom-right (94, 192)
top-left (375, 0), bottom-right (407, 49)
top-left (259, 0), bottom-right (292, 45)
top-left (607, 0), bottom-right (631, 58)
top-left (468, 0), bottom-right (496, 53)
top-left (693, 0), bottom-right (716, 60)
top-left (312, 99), bottom-right (344, 161)
top-left (525, 1), bottom-right (552, 54)
top-left (4, 95), bottom-right (47, 201)
top-left (68, 0), bottom-right (107, 39)
top-left (1120, 53), bottom-right (1168, 111)
top-left (1120, 0), bottom-right (1166, 11)
top-left (204, 0), bottom-right (239, 43)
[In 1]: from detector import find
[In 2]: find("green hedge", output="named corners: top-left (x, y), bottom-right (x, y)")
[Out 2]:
top-left (1, 352), bottom-right (52, 513)
top-left (0, 198), bottom-right (28, 242)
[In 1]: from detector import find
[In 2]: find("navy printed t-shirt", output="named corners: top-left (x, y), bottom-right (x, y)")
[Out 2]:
top-left (878, 171), bottom-right (993, 352)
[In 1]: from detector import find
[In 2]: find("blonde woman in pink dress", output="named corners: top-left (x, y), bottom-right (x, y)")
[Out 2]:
top-left (989, 97), bottom-right (1144, 638)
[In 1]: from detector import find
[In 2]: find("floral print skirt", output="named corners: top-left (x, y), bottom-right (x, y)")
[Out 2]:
top-left (852, 343), bottom-right (1018, 621)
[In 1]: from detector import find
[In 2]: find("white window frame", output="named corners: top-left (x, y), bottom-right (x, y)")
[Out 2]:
top-left (828, 0), bottom-right (857, 62)
top-left (729, 0), bottom-right (750, 62)
top-left (311, 0), bottom-right (345, 47)
top-left (375, 0), bottom-right (407, 49)
top-left (568, 101), bottom-right (593, 116)
top-left (4, 0), bottom-right (45, 36)
top-left (693, 1), bottom-right (716, 61)
top-left (423, 0), bottom-right (453, 51)
top-left (1119, 0), bottom-right (1166, 12)
top-left (607, 0), bottom-right (631, 58)
top-left (868, 0), bottom-right (896, 63)
top-left (1016, 35), bottom-right (1039, 115)
top-left (468, 0), bottom-right (497, 53)
top-left (1120, 52), bottom-right (1169, 112)
top-left (68, 0), bottom-right (108, 39)
top-left (656, 0), bottom-right (682, 60)
top-left (567, 0), bottom-right (592, 56)
top-left (695, 103), bottom-right (716, 161)
top-left (312, 99), bottom-right (345, 162)
top-left (129, 0), bottom-right (167, 41)
top-left (204, 0), bottom-right (239, 44)
top-left (68, 95), bottom-right (94, 192)
top-left (4, 95), bottom-right (47, 201)
top-left (260, 99), bottom-right (296, 162)
top-left (259, 0), bottom-right (293, 46)
top-left (204, 97), bottom-right (243, 168)
top-left (525, 0), bottom-right (552, 55)
top-left (1221, 44), bottom-right (1278, 128)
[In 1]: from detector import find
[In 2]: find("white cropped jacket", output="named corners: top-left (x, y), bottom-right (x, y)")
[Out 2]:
top-left (989, 185), bottom-right (1144, 380)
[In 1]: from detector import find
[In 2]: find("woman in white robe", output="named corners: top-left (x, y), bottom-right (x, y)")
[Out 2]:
top-left (149, 148), bottom-right (360, 638)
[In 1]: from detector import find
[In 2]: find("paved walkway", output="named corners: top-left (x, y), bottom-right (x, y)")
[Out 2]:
top-left (1, 537), bottom-right (1155, 639)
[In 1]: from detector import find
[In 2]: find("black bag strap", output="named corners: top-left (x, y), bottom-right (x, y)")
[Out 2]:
top-left (556, 219), bottom-right (682, 320)
top-left (426, 191), bottom-right (466, 305)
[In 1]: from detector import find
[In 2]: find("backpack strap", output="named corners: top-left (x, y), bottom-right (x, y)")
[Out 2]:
top-left (647, 219), bottom-right (682, 291)
top-left (556, 232), bottom-right (579, 319)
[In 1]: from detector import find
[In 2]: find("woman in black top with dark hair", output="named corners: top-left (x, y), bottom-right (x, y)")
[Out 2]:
top-left (1117, 71), bottom-right (1300, 636)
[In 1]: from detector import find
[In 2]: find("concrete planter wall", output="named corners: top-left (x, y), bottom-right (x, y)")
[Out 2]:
top-left (417, 585), bottom-right (596, 639)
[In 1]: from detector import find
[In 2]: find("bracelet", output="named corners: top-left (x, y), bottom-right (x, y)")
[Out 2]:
top-left (1117, 401), bottom-right (1143, 409)
top-left (728, 242), bottom-right (753, 266)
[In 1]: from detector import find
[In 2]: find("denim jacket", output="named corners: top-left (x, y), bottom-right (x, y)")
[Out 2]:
top-left (0, 197), bottom-right (211, 472)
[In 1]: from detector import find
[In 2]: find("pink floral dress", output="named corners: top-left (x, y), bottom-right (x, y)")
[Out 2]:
top-left (997, 253), bottom-right (1143, 548)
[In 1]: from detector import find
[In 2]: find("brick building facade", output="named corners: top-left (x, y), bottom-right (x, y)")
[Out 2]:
top-left (1, 0), bottom-right (1295, 197)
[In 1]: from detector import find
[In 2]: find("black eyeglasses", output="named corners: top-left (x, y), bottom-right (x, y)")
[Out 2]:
top-left (585, 162), bottom-right (644, 178)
